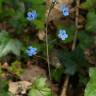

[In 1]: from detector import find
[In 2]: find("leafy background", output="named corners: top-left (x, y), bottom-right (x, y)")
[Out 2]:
top-left (0, 0), bottom-right (96, 96)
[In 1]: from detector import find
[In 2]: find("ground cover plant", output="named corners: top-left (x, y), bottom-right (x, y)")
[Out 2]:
top-left (0, 0), bottom-right (96, 96)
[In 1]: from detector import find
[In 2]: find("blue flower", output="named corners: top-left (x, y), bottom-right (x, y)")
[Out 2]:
top-left (26, 46), bottom-right (37, 56)
top-left (60, 5), bottom-right (69, 16)
top-left (27, 10), bottom-right (37, 21)
top-left (58, 29), bottom-right (68, 40)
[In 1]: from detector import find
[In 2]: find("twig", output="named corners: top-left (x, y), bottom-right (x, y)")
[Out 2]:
top-left (60, 0), bottom-right (80, 96)
top-left (72, 0), bottom-right (80, 51)
top-left (45, 0), bottom-right (57, 95)
top-left (60, 75), bottom-right (69, 96)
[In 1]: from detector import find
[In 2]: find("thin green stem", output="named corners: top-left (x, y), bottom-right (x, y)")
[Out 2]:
top-left (45, 1), bottom-right (56, 96)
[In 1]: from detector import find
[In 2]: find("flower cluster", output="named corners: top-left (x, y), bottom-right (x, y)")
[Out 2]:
top-left (27, 10), bottom-right (37, 21)
top-left (60, 5), bottom-right (69, 16)
top-left (58, 29), bottom-right (68, 40)
top-left (26, 46), bottom-right (37, 56)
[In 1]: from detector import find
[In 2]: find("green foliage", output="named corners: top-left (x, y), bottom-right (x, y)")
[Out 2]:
top-left (0, 0), bottom-right (45, 30)
top-left (9, 60), bottom-right (23, 76)
top-left (31, 4), bottom-right (46, 29)
top-left (57, 47), bottom-right (88, 75)
top-left (28, 0), bottom-right (46, 29)
top-left (0, 0), bottom-right (96, 96)
top-left (71, 47), bottom-right (88, 66)
top-left (21, 0), bottom-right (45, 5)
top-left (79, 74), bottom-right (88, 86)
top-left (57, 49), bottom-right (77, 75)
top-left (78, 32), bottom-right (94, 49)
top-left (51, 68), bottom-right (64, 82)
top-left (0, 63), bottom-right (2, 75)
top-left (80, 0), bottom-right (96, 9)
top-left (30, 41), bottom-right (45, 53)
top-left (85, 10), bottom-right (96, 32)
top-left (84, 68), bottom-right (96, 96)
top-left (0, 0), bottom-right (4, 13)
top-left (28, 77), bottom-right (52, 96)
top-left (28, 0), bottom-right (45, 4)
top-left (0, 31), bottom-right (22, 58)
top-left (0, 78), bottom-right (10, 96)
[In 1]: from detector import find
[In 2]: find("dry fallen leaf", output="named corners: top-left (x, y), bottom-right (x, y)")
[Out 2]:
top-left (37, 30), bottom-right (46, 41)
top-left (9, 81), bottom-right (31, 95)
top-left (50, 49), bottom-right (61, 68)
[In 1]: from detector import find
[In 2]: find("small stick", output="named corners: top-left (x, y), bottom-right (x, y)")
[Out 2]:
top-left (72, 0), bottom-right (80, 51)
top-left (60, 75), bottom-right (69, 96)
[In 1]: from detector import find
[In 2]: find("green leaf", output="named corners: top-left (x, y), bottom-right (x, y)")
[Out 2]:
top-left (28, 88), bottom-right (51, 96)
top-left (40, 87), bottom-right (52, 96)
top-left (31, 5), bottom-right (46, 29)
top-left (0, 79), bottom-right (10, 96)
top-left (71, 47), bottom-right (88, 66)
top-left (28, 89), bottom-right (40, 96)
top-left (33, 20), bottom-right (45, 29)
top-left (86, 10), bottom-right (96, 32)
top-left (78, 32), bottom-right (94, 49)
top-left (51, 68), bottom-right (64, 82)
top-left (0, 31), bottom-right (10, 43)
top-left (28, 0), bottom-right (45, 5)
top-left (0, 31), bottom-right (23, 57)
top-left (0, 0), bottom-right (4, 13)
top-left (35, 77), bottom-right (46, 89)
top-left (57, 49), bottom-right (77, 75)
top-left (84, 68), bottom-right (96, 96)
top-left (80, 0), bottom-right (96, 9)
top-left (79, 74), bottom-right (88, 86)
top-left (0, 39), bottom-right (22, 57)
top-left (9, 60), bottom-right (23, 76)
top-left (10, 39), bottom-right (22, 56)
top-left (89, 68), bottom-right (96, 80)
top-left (28, 77), bottom-right (52, 96)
